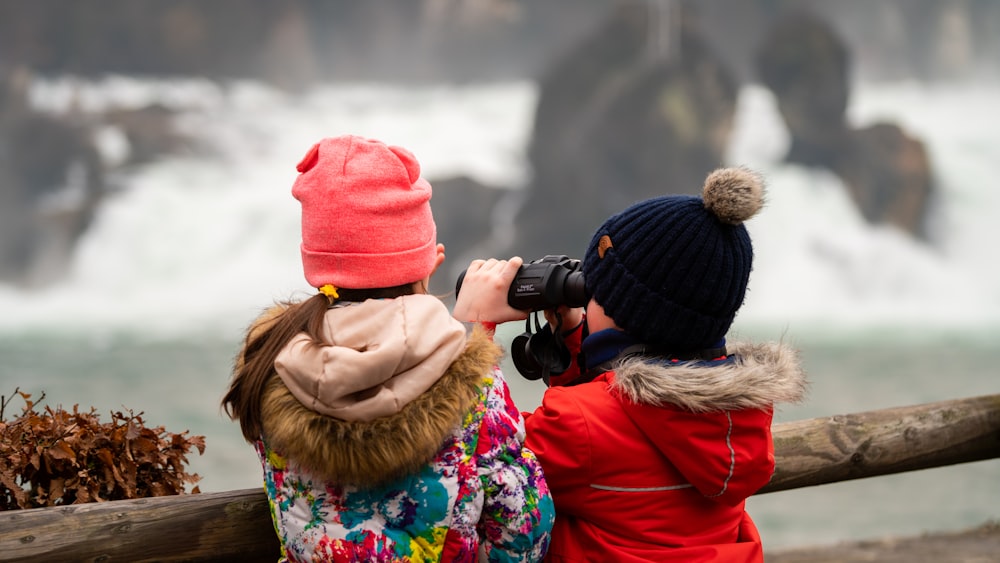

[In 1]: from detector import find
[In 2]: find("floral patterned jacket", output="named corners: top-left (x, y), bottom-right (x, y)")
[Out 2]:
top-left (249, 296), bottom-right (554, 562)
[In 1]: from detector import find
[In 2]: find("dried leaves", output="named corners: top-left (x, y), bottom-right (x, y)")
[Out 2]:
top-left (0, 388), bottom-right (205, 510)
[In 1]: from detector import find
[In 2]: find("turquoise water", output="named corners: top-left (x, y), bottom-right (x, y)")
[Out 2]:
top-left (2, 325), bottom-right (996, 550)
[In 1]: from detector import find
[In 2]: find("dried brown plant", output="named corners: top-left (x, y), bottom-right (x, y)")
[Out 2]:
top-left (0, 388), bottom-right (205, 510)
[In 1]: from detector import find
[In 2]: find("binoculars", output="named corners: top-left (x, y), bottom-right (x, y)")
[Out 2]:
top-left (455, 254), bottom-right (588, 312)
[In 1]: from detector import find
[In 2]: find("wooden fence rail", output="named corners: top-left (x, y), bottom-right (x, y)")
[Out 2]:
top-left (761, 393), bottom-right (1000, 493)
top-left (2, 393), bottom-right (999, 562)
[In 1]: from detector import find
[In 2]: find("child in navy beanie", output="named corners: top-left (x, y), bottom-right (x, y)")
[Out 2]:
top-left (456, 167), bottom-right (808, 562)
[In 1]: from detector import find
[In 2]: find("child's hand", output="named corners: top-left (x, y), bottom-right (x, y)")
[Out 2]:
top-left (453, 257), bottom-right (529, 324)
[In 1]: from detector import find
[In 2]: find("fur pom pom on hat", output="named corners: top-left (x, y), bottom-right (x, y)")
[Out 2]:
top-left (292, 135), bottom-right (438, 289)
top-left (582, 167), bottom-right (765, 353)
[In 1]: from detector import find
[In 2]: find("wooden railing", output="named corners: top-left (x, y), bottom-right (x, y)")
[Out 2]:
top-left (761, 393), bottom-right (1000, 493)
top-left (2, 394), bottom-right (999, 562)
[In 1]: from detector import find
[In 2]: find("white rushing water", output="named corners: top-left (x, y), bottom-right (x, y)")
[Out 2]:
top-left (1, 78), bottom-right (535, 338)
top-left (5, 75), bottom-right (999, 342)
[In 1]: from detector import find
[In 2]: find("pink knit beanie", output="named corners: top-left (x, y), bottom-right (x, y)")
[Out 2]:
top-left (292, 135), bottom-right (438, 289)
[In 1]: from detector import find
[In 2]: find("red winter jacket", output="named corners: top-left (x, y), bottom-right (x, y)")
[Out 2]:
top-left (524, 340), bottom-right (806, 562)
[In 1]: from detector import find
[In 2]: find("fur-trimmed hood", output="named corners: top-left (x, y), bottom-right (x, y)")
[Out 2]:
top-left (274, 295), bottom-right (469, 422)
top-left (260, 323), bottom-right (502, 488)
top-left (611, 340), bottom-right (808, 412)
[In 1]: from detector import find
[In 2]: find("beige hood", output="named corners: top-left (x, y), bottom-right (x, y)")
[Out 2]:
top-left (274, 294), bottom-right (468, 422)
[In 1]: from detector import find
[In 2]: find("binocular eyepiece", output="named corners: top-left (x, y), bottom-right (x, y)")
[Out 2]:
top-left (455, 255), bottom-right (588, 312)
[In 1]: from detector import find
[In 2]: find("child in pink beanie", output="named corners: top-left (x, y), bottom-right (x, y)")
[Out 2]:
top-left (222, 135), bottom-right (553, 562)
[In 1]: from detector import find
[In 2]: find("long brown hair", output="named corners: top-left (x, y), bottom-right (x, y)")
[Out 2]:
top-left (221, 282), bottom-right (423, 442)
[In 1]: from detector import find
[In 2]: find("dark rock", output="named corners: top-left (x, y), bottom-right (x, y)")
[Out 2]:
top-left (508, 1), bottom-right (739, 259)
top-left (425, 175), bottom-right (508, 296)
top-left (0, 67), bottom-right (106, 286)
top-left (755, 11), bottom-right (936, 240)
top-left (103, 104), bottom-right (193, 166)
top-left (839, 123), bottom-right (936, 238)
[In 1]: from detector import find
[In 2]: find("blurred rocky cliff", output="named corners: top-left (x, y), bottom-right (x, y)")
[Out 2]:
top-left (2, 0), bottom-right (997, 286)
top-left (3, 0), bottom-right (996, 85)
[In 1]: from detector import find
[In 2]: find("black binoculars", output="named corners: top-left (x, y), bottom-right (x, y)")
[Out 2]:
top-left (455, 254), bottom-right (588, 312)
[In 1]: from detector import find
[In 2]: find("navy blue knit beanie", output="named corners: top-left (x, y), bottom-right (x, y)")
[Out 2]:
top-left (582, 167), bottom-right (765, 353)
